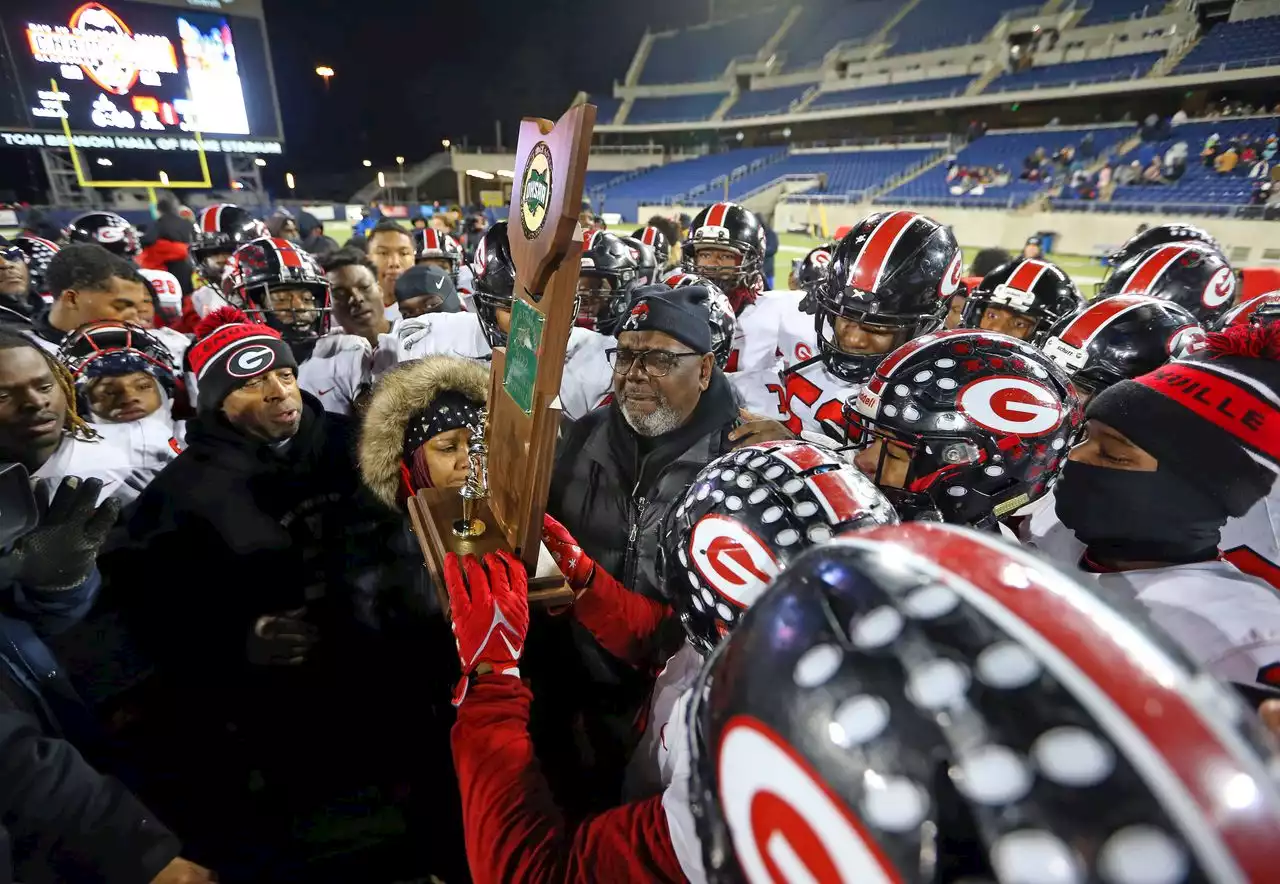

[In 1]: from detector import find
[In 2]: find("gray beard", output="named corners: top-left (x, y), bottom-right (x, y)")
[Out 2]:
top-left (620, 397), bottom-right (684, 437)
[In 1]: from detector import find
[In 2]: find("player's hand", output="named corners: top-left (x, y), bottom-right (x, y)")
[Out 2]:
top-left (445, 551), bottom-right (529, 705)
top-left (728, 408), bottom-right (796, 449)
top-left (150, 856), bottom-right (218, 883)
top-left (542, 514), bottom-right (597, 592)
top-left (247, 608), bottom-right (318, 666)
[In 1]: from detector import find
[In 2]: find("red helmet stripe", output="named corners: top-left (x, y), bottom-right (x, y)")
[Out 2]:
top-left (765, 441), bottom-right (830, 473)
top-left (1058, 294), bottom-right (1153, 349)
top-left (805, 470), bottom-right (869, 525)
top-left (842, 524), bottom-right (1280, 882)
top-left (426, 229), bottom-right (440, 250)
top-left (705, 203), bottom-right (731, 228)
top-left (24, 236), bottom-right (59, 251)
top-left (849, 211), bottom-right (917, 294)
top-left (1005, 259), bottom-right (1052, 293)
top-left (201, 205), bottom-right (219, 233)
top-left (1121, 245), bottom-right (1191, 295)
top-left (1225, 293), bottom-right (1280, 327)
top-left (642, 227), bottom-right (658, 246)
top-left (272, 238), bottom-right (303, 269)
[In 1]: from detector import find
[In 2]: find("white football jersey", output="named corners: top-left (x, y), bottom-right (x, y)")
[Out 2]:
top-left (298, 332), bottom-right (374, 416)
top-left (727, 363), bottom-right (787, 421)
top-left (624, 642), bottom-right (703, 801)
top-left (559, 327), bottom-right (614, 421)
top-left (660, 686), bottom-right (707, 884)
top-left (726, 291), bottom-right (814, 422)
top-left (1025, 503), bottom-right (1280, 686)
top-left (391, 312), bottom-right (492, 363)
top-left (728, 290), bottom-right (805, 374)
top-left (778, 358), bottom-right (860, 442)
top-left (1221, 489), bottom-right (1280, 591)
top-left (189, 283), bottom-right (230, 319)
top-left (32, 430), bottom-right (165, 506)
top-left (149, 326), bottom-right (190, 366)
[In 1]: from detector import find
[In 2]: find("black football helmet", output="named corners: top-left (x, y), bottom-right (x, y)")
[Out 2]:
top-left (681, 202), bottom-right (766, 308)
top-left (472, 221), bottom-right (516, 348)
top-left (1101, 222), bottom-right (1222, 296)
top-left (1099, 242), bottom-right (1236, 326)
top-left (960, 258), bottom-right (1084, 345)
top-left (58, 320), bottom-right (181, 418)
top-left (664, 272), bottom-right (737, 369)
top-left (13, 235), bottom-right (60, 303)
top-left (412, 228), bottom-right (465, 281)
top-left (577, 229), bottom-right (639, 334)
top-left (223, 237), bottom-right (330, 345)
top-left (812, 211), bottom-right (960, 384)
top-left (193, 204), bottom-right (267, 282)
top-left (844, 329), bottom-right (1081, 528)
top-left (1218, 292), bottom-right (1280, 329)
top-left (662, 440), bottom-right (896, 655)
top-left (621, 235), bottom-right (659, 287)
top-left (65, 211), bottom-right (140, 260)
top-left (793, 241), bottom-right (835, 298)
top-left (632, 225), bottom-right (671, 270)
top-left (1042, 294), bottom-right (1205, 397)
top-left (688, 520), bottom-right (1278, 884)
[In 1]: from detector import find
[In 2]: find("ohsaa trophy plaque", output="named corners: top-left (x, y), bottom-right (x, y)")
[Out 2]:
top-left (408, 103), bottom-right (596, 611)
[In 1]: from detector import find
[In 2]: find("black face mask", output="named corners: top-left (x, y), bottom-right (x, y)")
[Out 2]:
top-left (1054, 459), bottom-right (1228, 564)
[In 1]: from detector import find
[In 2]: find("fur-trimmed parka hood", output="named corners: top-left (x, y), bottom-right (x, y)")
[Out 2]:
top-left (358, 355), bottom-right (488, 509)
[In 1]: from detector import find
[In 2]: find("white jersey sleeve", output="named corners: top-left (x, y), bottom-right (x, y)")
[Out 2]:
top-left (150, 326), bottom-right (191, 366)
top-left (298, 332), bottom-right (371, 416)
top-left (623, 642), bottom-right (703, 801)
top-left (33, 426), bottom-right (177, 506)
top-left (559, 328), bottom-right (614, 421)
top-left (392, 312), bottom-right (492, 363)
top-left (729, 290), bottom-right (806, 374)
top-left (659, 687), bottom-right (708, 884)
top-left (456, 265), bottom-right (477, 312)
top-left (726, 363), bottom-right (787, 421)
top-left (1221, 487), bottom-right (1280, 591)
top-left (190, 284), bottom-right (230, 319)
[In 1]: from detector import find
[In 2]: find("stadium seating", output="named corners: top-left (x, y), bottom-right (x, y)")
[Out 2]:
top-left (592, 96), bottom-right (622, 125)
top-left (740, 148), bottom-right (940, 199)
top-left (626, 94), bottom-right (728, 124)
top-left (640, 9), bottom-right (788, 84)
top-left (887, 0), bottom-right (1030, 56)
top-left (1075, 0), bottom-right (1163, 27)
top-left (774, 0), bottom-right (902, 70)
top-left (880, 127), bottom-right (1133, 208)
top-left (725, 84), bottom-right (812, 119)
top-left (592, 147), bottom-right (783, 221)
top-left (1107, 117), bottom-right (1280, 211)
top-left (808, 76), bottom-right (973, 110)
top-left (1173, 16), bottom-right (1280, 74)
top-left (986, 53), bottom-right (1163, 92)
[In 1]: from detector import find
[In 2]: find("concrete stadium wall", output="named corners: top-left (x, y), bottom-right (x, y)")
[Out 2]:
top-left (773, 201), bottom-right (1280, 264)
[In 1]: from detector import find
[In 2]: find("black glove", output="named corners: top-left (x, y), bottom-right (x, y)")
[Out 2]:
top-left (12, 477), bottom-right (120, 591)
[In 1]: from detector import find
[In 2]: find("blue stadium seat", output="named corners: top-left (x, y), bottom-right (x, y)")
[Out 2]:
top-left (592, 147), bottom-right (784, 221)
top-left (724, 84), bottom-right (812, 118)
top-left (1075, 0), bottom-right (1162, 27)
top-left (986, 53), bottom-right (1163, 92)
top-left (626, 94), bottom-right (729, 124)
top-left (808, 76), bottom-right (973, 109)
top-left (640, 9), bottom-right (788, 84)
top-left (591, 96), bottom-right (622, 125)
top-left (1174, 16), bottom-right (1280, 74)
top-left (774, 0), bottom-right (902, 70)
top-left (887, 0), bottom-right (1030, 56)
top-left (732, 149), bottom-right (939, 199)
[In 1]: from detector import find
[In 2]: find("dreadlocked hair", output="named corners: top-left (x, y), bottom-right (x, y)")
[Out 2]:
top-left (0, 329), bottom-right (98, 441)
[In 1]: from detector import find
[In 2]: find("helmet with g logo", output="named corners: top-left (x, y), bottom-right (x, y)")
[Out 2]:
top-left (223, 236), bottom-right (330, 345)
top-left (844, 329), bottom-right (1081, 527)
top-left (1098, 242), bottom-right (1235, 326)
top-left (65, 211), bottom-right (140, 259)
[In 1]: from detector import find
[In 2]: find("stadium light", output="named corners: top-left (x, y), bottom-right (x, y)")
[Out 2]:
top-left (377, 171), bottom-right (386, 188)
top-left (442, 139), bottom-right (451, 149)
top-left (96, 157), bottom-right (112, 167)
top-left (782, 127), bottom-right (792, 138)
top-left (496, 169), bottom-right (514, 178)
top-left (735, 131), bottom-right (745, 142)
top-left (254, 157), bottom-right (267, 167)
top-left (466, 169), bottom-right (495, 180)
top-left (396, 156), bottom-right (405, 165)
top-left (362, 159), bottom-right (372, 168)
top-left (286, 172), bottom-right (296, 191)
top-left (159, 170), bottom-right (170, 185)
top-left (315, 66), bottom-right (335, 90)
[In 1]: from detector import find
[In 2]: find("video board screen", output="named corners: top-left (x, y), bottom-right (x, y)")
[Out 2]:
top-left (0, 0), bottom-right (282, 149)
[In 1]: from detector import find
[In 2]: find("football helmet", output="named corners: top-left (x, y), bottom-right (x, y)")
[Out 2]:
top-left (664, 272), bottom-right (737, 369)
top-left (472, 221), bottom-right (517, 348)
top-left (812, 210), bottom-right (960, 384)
top-left (681, 202), bottom-right (766, 309)
top-left (193, 204), bottom-right (268, 282)
top-left (961, 257), bottom-right (1083, 344)
top-left (13, 235), bottom-right (60, 301)
top-left (222, 237), bottom-right (330, 345)
top-left (661, 440), bottom-right (896, 655)
top-left (688, 520), bottom-right (1279, 884)
top-left (844, 329), bottom-right (1081, 527)
top-left (137, 268), bottom-right (184, 327)
top-left (1100, 222), bottom-right (1222, 296)
top-left (1042, 294), bottom-right (1205, 396)
top-left (621, 235), bottom-right (658, 287)
top-left (1098, 241), bottom-right (1236, 326)
top-left (793, 241), bottom-right (835, 299)
top-left (65, 211), bottom-right (140, 260)
top-left (632, 225), bottom-right (671, 270)
top-left (58, 320), bottom-right (181, 417)
top-left (577, 229), bottom-right (638, 334)
top-left (412, 228), bottom-right (465, 281)
top-left (1217, 291), bottom-right (1280, 329)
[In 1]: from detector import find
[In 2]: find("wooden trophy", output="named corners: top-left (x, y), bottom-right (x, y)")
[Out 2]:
top-left (408, 103), bottom-right (596, 612)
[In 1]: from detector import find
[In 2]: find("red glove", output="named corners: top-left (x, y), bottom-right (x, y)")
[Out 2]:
top-left (445, 551), bottom-right (529, 706)
top-left (542, 513), bottom-right (598, 592)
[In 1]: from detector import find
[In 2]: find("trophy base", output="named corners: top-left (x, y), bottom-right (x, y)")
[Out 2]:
top-left (409, 488), bottom-right (574, 614)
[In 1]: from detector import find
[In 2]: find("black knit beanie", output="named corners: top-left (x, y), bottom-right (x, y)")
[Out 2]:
top-left (616, 284), bottom-right (713, 354)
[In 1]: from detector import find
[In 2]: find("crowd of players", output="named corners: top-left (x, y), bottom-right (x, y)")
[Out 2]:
top-left (0, 197), bottom-right (1278, 882)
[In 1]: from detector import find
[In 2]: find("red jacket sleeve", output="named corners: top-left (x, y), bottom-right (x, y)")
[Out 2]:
top-left (138, 239), bottom-right (189, 270)
top-left (452, 675), bottom-right (686, 884)
top-left (571, 567), bottom-right (672, 665)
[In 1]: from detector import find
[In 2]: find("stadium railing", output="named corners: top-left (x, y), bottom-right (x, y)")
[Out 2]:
top-left (1050, 199), bottom-right (1273, 218)
top-left (1175, 55), bottom-right (1280, 75)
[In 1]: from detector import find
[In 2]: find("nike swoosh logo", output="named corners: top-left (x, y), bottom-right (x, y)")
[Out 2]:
top-left (434, 277), bottom-right (444, 289)
top-left (318, 387), bottom-right (335, 396)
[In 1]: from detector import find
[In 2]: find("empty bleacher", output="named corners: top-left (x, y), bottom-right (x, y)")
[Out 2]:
top-left (1075, 0), bottom-right (1163, 27)
top-left (1173, 16), bottom-right (1280, 74)
top-left (640, 9), bottom-right (788, 84)
top-left (886, 0), bottom-right (1030, 57)
top-left (986, 52), bottom-right (1163, 92)
top-left (591, 96), bottom-right (622, 125)
top-left (774, 0), bottom-right (902, 70)
top-left (808, 76), bottom-right (973, 110)
top-left (592, 147), bottom-right (783, 221)
top-left (725, 84), bottom-right (811, 118)
top-left (744, 148), bottom-right (941, 199)
top-left (880, 126), bottom-right (1134, 208)
top-left (626, 94), bottom-right (728, 124)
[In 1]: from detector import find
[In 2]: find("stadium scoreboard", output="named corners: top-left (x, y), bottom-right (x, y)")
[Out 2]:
top-left (0, 0), bottom-right (284, 155)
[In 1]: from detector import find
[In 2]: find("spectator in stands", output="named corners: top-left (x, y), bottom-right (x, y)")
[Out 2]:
top-left (1116, 160), bottom-right (1142, 186)
top-left (1216, 146), bottom-right (1240, 175)
top-left (1172, 108), bottom-right (1189, 126)
top-left (1201, 133), bottom-right (1221, 166)
top-left (1079, 132), bottom-right (1097, 162)
top-left (1142, 157), bottom-right (1166, 185)
top-left (1241, 140), bottom-right (1260, 171)
top-left (34, 245), bottom-right (150, 351)
top-left (1098, 163), bottom-right (1113, 191)
top-left (366, 220), bottom-right (416, 311)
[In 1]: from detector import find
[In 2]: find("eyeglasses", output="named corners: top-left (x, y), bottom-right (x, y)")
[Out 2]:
top-left (606, 348), bottom-right (701, 378)
top-left (0, 246), bottom-right (25, 264)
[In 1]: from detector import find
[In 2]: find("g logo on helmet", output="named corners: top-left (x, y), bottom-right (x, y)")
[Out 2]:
top-left (958, 376), bottom-right (1063, 437)
top-left (1202, 266), bottom-right (1235, 309)
top-left (95, 226), bottom-right (125, 244)
top-left (938, 251), bottom-right (964, 298)
top-left (1169, 325), bottom-right (1208, 357)
top-left (812, 250), bottom-right (831, 267)
top-left (227, 345), bottom-right (276, 378)
top-left (689, 514), bottom-right (780, 608)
